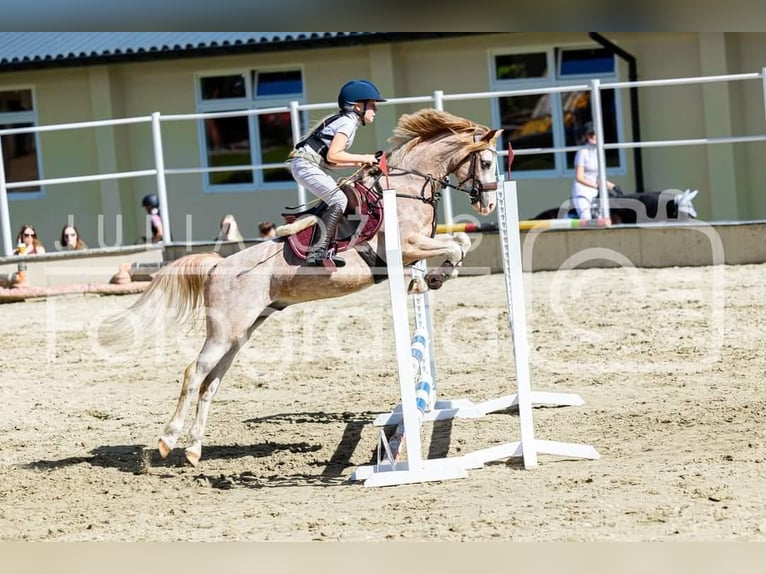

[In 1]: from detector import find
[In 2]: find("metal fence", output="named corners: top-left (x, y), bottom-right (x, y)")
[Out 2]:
top-left (2, 69), bottom-right (766, 257)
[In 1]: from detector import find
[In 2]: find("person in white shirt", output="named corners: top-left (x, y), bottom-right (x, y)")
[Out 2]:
top-left (289, 80), bottom-right (385, 267)
top-left (571, 121), bottom-right (620, 219)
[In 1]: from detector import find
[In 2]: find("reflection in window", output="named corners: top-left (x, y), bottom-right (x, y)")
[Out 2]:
top-left (494, 53), bottom-right (548, 80)
top-left (0, 89), bottom-right (40, 194)
top-left (562, 89), bottom-right (620, 169)
top-left (204, 114), bottom-right (253, 185)
top-left (200, 75), bottom-right (247, 100)
top-left (197, 69), bottom-right (302, 190)
top-left (499, 94), bottom-right (554, 171)
top-left (492, 48), bottom-right (622, 177)
top-left (258, 112), bottom-right (292, 182)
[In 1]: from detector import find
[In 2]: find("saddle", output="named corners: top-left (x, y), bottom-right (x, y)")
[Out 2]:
top-left (279, 177), bottom-right (385, 263)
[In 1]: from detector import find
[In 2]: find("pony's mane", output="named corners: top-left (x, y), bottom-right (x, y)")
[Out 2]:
top-left (388, 108), bottom-right (491, 157)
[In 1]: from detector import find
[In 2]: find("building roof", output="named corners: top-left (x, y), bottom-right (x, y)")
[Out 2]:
top-left (0, 32), bottom-right (475, 72)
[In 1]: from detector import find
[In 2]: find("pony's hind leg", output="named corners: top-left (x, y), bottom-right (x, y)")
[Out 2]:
top-left (184, 344), bottom-right (240, 466)
top-left (182, 305), bottom-right (281, 465)
top-left (158, 337), bottom-right (232, 461)
top-left (158, 360), bottom-right (198, 458)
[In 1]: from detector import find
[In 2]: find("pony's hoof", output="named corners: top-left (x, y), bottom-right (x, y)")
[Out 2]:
top-left (185, 448), bottom-right (201, 467)
top-left (425, 272), bottom-right (446, 290)
top-left (407, 276), bottom-right (428, 294)
top-left (158, 437), bottom-right (173, 459)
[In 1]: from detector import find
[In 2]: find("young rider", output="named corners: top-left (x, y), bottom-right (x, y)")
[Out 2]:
top-left (289, 79), bottom-right (385, 267)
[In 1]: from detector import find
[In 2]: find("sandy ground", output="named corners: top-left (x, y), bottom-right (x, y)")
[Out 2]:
top-left (1, 261), bottom-right (765, 542)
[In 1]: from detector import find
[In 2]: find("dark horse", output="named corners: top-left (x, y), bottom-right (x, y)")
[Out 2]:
top-left (105, 109), bottom-right (502, 466)
top-left (533, 189), bottom-right (699, 224)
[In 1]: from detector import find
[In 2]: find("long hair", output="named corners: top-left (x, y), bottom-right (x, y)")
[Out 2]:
top-left (16, 224), bottom-right (43, 250)
top-left (60, 224), bottom-right (88, 250)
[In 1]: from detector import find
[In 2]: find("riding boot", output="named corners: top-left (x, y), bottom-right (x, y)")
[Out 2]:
top-left (306, 204), bottom-right (346, 267)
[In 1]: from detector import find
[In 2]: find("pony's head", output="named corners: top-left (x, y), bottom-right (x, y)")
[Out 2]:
top-left (452, 128), bottom-right (503, 216)
top-left (389, 109), bottom-right (502, 216)
top-left (674, 189), bottom-right (699, 219)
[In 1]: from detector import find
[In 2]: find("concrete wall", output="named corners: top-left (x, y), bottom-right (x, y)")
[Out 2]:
top-left (461, 221), bottom-right (766, 273)
top-left (0, 245), bottom-right (163, 287)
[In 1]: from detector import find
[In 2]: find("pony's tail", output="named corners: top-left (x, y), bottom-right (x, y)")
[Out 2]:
top-left (101, 252), bottom-right (223, 346)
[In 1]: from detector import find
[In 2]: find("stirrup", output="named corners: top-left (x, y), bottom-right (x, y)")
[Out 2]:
top-left (306, 251), bottom-right (346, 268)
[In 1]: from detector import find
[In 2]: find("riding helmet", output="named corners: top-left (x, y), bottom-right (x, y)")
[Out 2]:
top-left (337, 80), bottom-right (386, 109)
top-left (142, 193), bottom-right (160, 208)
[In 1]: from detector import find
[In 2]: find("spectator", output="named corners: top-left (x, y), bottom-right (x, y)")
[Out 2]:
top-left (258, 221), bottom-right (277, 239)
top-left (142, 194), bottom-right (164, 243)
top-left (14, 224), bottom-right (46, 255)
top-left (60, 224), bottom-right (88, 250)
top-left (217, 214), bottom-right (244, 242)
top-left (571, 121), bottom-right (620, 220)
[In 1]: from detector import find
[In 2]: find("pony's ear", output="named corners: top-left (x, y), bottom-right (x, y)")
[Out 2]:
top-left (676, 189), bottom-right (699, 203)
top-left (482, 128), bottom-right (503, 146)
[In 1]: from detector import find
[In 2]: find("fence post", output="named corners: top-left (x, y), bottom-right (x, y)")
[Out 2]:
top-left (151, 112), bottom-right (172, 243)
top-left (590, 78), bottom-right (610, 220)
top-left (0, 135), bottom-right (12, 257)
top-left (289, 100), bottom-right (306, 207)
top-left (762, 68), bottom-right (766, 129)
top-left (432, 90), bottom-right (454, 227)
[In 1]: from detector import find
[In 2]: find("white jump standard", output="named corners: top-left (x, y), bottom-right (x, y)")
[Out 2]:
top-left (351, 183), bottom-right (599, 487)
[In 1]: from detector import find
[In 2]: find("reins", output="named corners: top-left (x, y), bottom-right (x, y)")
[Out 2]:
top-left (347, 127), bottom-right (498, 238)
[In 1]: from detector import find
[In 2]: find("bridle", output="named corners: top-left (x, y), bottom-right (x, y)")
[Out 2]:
top-left (452, 145), bottom-right (498, 204)
top-left (358, 129), bottom-right (499, 222)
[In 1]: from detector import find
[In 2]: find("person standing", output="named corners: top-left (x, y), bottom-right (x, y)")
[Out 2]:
top-left (571, 121), bottom-right (620, 219)
top-left (142, 194), bottom-right (164, 243)
top-left (288, 79), bottom-right (385, 267)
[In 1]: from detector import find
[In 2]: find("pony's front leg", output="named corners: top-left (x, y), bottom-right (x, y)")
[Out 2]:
top-left (402, 232), bottom-right (471, 291)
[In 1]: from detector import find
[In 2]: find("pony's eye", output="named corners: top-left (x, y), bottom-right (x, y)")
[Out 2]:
top-left (481, 160), bottom-right (492, 170)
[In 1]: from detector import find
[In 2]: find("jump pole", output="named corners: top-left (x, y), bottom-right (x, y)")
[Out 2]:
top-left (352, 182), bottom-right (599, 487)
top-left (351, 188), bottom-right (468, 487)
top-left (461, 179), bottom-right (600, 470)
top-left (372, 188), bottom-right (588, 429)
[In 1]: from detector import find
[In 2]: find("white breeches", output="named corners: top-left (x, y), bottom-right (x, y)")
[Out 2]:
top-left (571, 183), bottom-right (598, 219)
top-left (290, 157), bottom-right (348, 211)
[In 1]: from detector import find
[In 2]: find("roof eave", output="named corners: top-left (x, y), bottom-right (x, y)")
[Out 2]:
top-left (0, 33), bottom-right (484, 73)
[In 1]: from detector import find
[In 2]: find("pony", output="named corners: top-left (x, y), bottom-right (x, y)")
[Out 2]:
top-left (532, 189), bottom-right (699, 224)
top-left (105, 108), bottom-right (502, 466)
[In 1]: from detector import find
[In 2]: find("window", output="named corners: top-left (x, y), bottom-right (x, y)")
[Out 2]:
top-left (196, 69), bottom-right (303, 191)
top-left (558, 48), bottom-right (615, 77)
top-left (491, 47), bottom-right (623, 177)
top-left (0, 89), bottom-right (41, 194)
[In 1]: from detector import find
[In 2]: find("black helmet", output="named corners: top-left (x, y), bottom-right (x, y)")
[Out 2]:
top-left (337, 80), bottom-right (386, 109)
top-left (142, 194), bottom-right (159, 208)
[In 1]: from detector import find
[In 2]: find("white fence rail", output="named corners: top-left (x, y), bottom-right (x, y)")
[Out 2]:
top-left (2, 69), bottom-right (766, 256)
